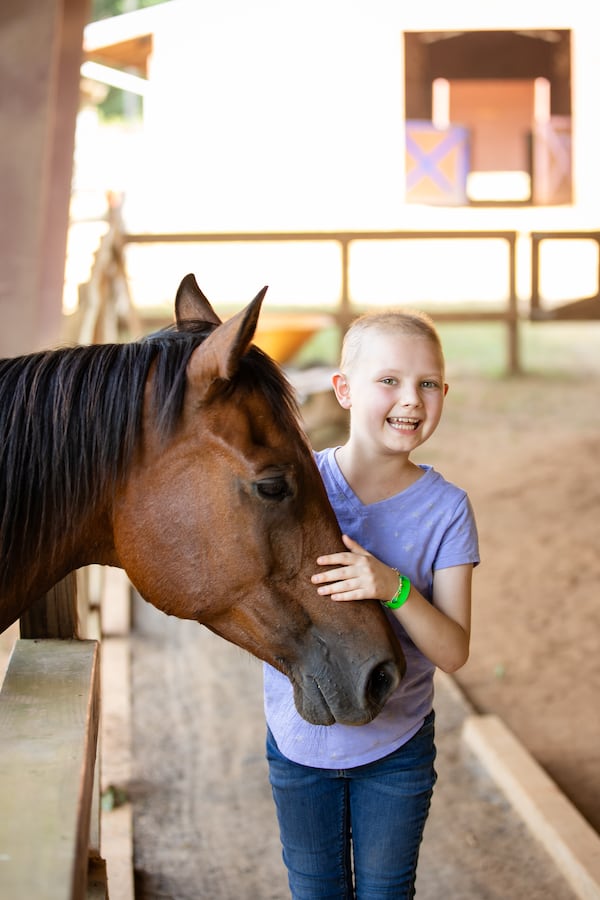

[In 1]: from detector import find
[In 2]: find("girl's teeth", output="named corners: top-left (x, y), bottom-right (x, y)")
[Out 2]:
top-left (389, 417), bottom-right (418, 429)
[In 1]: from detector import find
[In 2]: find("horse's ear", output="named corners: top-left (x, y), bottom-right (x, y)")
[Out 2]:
top-left (175, 273), bottom-right (222, 326)
top-left (186, 286), bottom-right (269, 398)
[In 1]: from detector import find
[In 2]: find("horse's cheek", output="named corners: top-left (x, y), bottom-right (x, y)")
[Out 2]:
top-left (267, 516), bottom-right (302, 580)
top-left (111, 487), bottom-right (180, 591)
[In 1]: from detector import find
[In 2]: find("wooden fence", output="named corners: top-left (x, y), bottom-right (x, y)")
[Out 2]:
top-left (74, 200), bottom-right (600, 374)
top-left (530, 230), bottom-right (600, 321)
top-left (124, 225), bottom-right (521, 373)
top-left (0, 574), bottom-right (106, 899)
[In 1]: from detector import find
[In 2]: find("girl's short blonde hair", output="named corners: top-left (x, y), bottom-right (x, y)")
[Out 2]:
top-left (340, 309), bottom-right (445, 373)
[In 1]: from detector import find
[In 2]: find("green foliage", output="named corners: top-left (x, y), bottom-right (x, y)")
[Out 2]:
top-left (91, 0), bottom-right (167, 22)
top-left (89, 0), bottom-right (170, 120)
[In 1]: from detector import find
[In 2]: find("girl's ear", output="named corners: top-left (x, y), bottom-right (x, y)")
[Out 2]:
top-left (332, 372), bottom-right (352, 409)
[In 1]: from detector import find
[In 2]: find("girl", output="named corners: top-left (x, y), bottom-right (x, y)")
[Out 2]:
top-left (263, 309), bottom-right (479, 899)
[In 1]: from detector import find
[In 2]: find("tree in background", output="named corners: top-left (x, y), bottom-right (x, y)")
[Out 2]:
top-left (90, 0), bottom-right (168, 118)
top-left (92, 0), bottom-right (167, 22)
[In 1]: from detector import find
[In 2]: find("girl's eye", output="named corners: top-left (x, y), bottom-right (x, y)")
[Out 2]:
top-left (421, 381), bottom-right (440, 389)
top-left (380, 377), bottom-right (396, 385)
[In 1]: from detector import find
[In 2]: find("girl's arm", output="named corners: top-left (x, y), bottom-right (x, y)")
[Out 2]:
top-left (312, 534), bottom-right (472, 673)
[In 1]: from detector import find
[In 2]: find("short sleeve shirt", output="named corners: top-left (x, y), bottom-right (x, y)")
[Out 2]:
top-left (263, 448), bottom-right (480, 768)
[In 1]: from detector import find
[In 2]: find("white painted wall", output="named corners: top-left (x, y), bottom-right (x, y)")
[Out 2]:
top-left (119, 0), bottom-right (598, 229)
top-left (79, 0), bottom-right (600, 311)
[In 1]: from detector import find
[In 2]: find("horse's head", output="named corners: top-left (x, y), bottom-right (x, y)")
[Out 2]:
top-left (113, 275), bottom-right (405, 726)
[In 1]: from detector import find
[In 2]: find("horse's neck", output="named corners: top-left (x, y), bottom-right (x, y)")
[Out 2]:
top-left (0, 505), bottom-right (120, 633)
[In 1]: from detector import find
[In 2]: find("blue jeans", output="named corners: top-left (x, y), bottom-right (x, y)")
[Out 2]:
top-left (266, 711), bottom-right (437, 900)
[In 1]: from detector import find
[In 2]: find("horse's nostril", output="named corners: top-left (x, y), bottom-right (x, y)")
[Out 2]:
top-left (366, 661), bottom-right (399, 710)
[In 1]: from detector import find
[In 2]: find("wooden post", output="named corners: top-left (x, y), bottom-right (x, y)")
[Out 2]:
top-left (0, 639), bottom-right (101, 900)
top-left (20, 572), bottom-right (79, 639)
top-left (507, 231), bottom-right (521, 375)
top-left (0, 0), bottom-right (90, 357)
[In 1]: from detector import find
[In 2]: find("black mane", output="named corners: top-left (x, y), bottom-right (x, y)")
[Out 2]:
top-left (0, 322), bottom-right (301, 590)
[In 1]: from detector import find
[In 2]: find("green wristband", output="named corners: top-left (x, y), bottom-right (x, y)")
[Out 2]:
top-left (382, 571), bottom-right (411, 609)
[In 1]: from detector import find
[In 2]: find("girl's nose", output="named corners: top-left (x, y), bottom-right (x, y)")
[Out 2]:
top-left (398, 381), bottom-right (421, 405)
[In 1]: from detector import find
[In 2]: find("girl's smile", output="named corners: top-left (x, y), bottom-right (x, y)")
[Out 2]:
top-left (387, 416), bottom-right (421, 432)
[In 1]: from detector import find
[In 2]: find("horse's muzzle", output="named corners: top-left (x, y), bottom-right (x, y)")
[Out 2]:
top-left (291, 644), bottom-right (405, 726)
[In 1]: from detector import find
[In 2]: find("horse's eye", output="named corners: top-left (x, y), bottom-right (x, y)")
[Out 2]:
top-left (254, 476), bottom-right (292, 502)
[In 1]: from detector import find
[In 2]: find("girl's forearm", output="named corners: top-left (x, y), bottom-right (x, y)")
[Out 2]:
top-left (389, 584), bottom-right (470, 673)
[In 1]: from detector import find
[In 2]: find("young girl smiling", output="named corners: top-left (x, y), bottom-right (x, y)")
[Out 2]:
top-left (264, 309), bottom-right (479, 899)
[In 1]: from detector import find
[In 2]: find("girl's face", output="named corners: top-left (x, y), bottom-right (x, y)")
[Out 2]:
top-left (334, 330), bottom-right (448, 456)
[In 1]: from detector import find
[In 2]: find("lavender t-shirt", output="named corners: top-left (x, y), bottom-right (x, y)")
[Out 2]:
top-left (263, 448), bottom-right (480, 769)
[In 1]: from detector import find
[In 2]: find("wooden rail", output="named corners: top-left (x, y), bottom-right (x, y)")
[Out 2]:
top-left (0, 571), bottom-right (108, 900)
top-left (0, 639), bottom-right (101, 900)
top-left (530, 230), bottom-right (600, 321)
top-left (124, 227), bottom-right (521, 374)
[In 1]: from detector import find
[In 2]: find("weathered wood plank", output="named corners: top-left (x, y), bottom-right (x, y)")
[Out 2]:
top-left (0, 639), bottom-right (100, 900)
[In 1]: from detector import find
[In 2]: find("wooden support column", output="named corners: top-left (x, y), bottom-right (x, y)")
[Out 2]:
top-left (0, 0), bottom-right (90, 358)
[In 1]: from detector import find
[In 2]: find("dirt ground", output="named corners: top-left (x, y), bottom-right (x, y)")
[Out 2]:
top-left (128, 600), bottom-right (578, 900)
top-left (413, 373), bottom-right (600, 834)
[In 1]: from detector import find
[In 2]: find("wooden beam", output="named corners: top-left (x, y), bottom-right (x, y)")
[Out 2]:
top-left (0, 639), bottom-right (101, 900)
top-left (0, 0), bottom-right (90, 356)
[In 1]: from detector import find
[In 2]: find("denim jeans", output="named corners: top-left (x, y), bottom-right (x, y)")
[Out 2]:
top-left (266, 711), bottom-right (437, 900)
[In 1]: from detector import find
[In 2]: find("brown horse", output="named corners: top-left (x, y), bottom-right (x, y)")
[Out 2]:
top-left (0, 274), bottom-right (404, 725)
